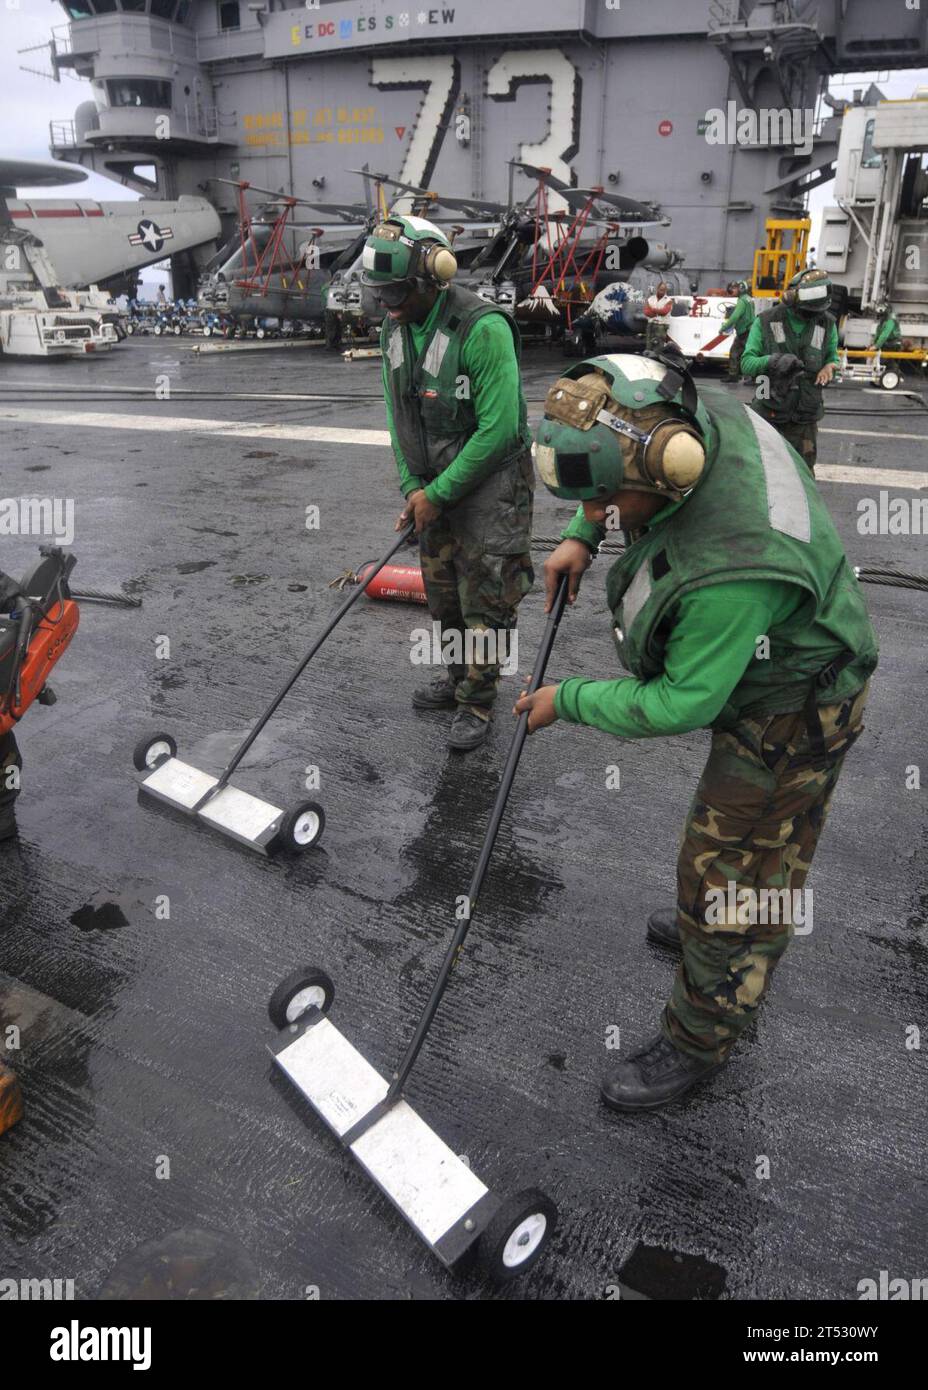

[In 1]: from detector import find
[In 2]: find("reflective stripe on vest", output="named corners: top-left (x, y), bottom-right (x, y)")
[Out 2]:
top-left (387, 331), bottom-right (404, 370)
top-left (745, 409), bottom-right (812, 542)
top-left (603, 385), bottom-right (878, 703)
top-left (422, 329), bottom-right (451, 376)
top-left (622, 560), bottom-right (653, 631)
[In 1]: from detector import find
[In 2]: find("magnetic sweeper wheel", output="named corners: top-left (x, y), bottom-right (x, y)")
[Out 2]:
top-left (268, 967), bottom-right (335, 1029)
top-left (476, 1188), bottom-right (557, 1284)
top-left (133, 731), bottom-right (177, 773)
top-left (279, 800), bottom-right (325, 852)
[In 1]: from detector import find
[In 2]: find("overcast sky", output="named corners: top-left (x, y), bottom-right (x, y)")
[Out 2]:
top-left (4, 0), bottom-right (137, 199)
top-left (3, 2), bottom-right (927, 227)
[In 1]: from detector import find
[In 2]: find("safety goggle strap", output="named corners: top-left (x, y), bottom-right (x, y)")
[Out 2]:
top-left (595, 407), bottom-right (654, 451)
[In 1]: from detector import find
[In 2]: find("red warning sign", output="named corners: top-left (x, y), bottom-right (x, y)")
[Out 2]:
top-left (395, 126), bottom-right (407, 139)
top-left (658, 120), bottom-right (673, 137)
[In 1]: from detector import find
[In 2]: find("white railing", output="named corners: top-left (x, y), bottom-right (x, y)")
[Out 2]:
top-left (51, 103), bottom-right (220, 146)
top-left (49, 120), bottom-right (78, 148)
top-left (51, 13), bottom-right (197, 61)
top-left (51, 24), bottom-right (72, 57)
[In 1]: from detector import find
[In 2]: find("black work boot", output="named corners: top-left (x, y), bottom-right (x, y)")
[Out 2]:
top-left (448, 707), bottom-right (490, 751)
top-left (600, 1032), bottom-right (724, 1112)
top-left (647, 908), bottom-right (682, 950)
top-left (412, 673), bottom-right (458, 710)
top-left (0, 809), bottom-right (18, 843)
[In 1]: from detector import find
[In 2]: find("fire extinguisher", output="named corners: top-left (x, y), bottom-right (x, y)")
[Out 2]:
top-left (356, 560), bottom-right (427, 604)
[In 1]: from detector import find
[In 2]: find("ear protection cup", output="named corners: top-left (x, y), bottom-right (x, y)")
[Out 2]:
top-left (421, 243), bottom-right (457, 283)
top-left (548, 354), bottom-right (709, 499)
top-left (640, 418), bottom-right (706, 492)
top-left (597, 400), bottom-right (706, 496)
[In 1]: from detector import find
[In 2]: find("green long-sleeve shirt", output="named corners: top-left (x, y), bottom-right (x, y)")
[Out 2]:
top-left (555, 496), bottom-right (810, 737)
top-left (873, 316), bottom-right (901, 350)
top-left (554, 575), bottom-right (806, 738)
top-left (741, 306), bottom-right (839, 379)
top-left (382, 298), bottom-right (525, 506)
top-left (721, 295), bottom-right (753, 336)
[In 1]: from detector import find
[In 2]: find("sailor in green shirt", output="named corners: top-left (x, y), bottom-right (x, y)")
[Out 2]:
top-left (742, 267), bottom-right (839, 472)
top-left (872, 304), bottom-right (903, 352)
top-left (362, 214), bottom-right (534, 751)
top-left (381, 299), bottom-right (527, 509)
top-left (516, 350), bottom-right (877, 1113)
top-left (721, 279), bottom-right (754, 381)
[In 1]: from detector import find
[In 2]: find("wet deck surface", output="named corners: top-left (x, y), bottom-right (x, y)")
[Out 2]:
top-left (0, 339), bottom-right (926, 1300)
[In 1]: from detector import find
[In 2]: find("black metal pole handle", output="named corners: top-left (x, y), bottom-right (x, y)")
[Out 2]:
top-left (388, 574), bottom-right (570, 1096)
top-left (210, 523), bottom-right (416, 793)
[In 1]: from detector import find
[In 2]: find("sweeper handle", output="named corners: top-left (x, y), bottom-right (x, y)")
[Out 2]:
top-left (204, 523), bottom-right (416, 797)
top-left (387, 574), bottom-right (570, 1099)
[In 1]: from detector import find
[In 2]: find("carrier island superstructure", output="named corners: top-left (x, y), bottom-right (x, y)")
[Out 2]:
top-left (30, 0), bottom-right (928, 301)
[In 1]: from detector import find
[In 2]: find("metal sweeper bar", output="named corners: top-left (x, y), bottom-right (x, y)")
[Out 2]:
top-left (133, 525), bottom-right (415, 856)
top-left (267, 578), bottom-right (569, 1284)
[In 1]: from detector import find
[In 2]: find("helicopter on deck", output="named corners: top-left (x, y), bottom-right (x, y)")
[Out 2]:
top-left (195, 178), bottom-right (370, 338)
top-left (326, 163), bottom-right (683, 344)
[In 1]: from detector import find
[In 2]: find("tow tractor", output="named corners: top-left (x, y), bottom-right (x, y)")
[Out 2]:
top-left (0, 280), bottom-right (118, 358)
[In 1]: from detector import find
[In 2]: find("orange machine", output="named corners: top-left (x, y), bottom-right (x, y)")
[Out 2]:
top-left (0, 1059), bottom-right (23, 1137)
top-left (0, 547), bottom-right (79, 736)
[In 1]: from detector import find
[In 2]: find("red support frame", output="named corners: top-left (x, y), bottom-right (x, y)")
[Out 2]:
top-left (528, 183), bottom-right (617, 324)
top-left (232, 182), bottom-right (309, 299)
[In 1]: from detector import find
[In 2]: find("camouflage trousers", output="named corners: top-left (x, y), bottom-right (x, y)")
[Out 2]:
top-left (645, 319), bottom-right (670, 352)
top-left (773, 417), bottom-right (818, 473)
top-left (663, 685), bottom-right (868, 1063)
top-left (418, 515), bottom-right (533, 718)
top-left (727, 332), bottom-right (748, 380)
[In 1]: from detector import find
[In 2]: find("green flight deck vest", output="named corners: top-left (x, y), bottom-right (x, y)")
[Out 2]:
top-left (382, 281), bottom-right (532, 478)
top-left (381, 282), bottom-right (534, 553)
top-left (606, 386), bottom-right (878, 726)
top-left (755, 303), bottom-right (834, 423)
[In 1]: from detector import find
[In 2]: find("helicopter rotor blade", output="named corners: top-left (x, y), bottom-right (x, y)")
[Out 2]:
top-left (561, 188), bottom-right (662, 221)
top-left (508, 160), bottom-right (571, 192)
top-left (209, 176), bottom-right (341, 213)
top-left (432, 195), bottom-right (508, 216)
top-left (298, 201), bottom-right (371, 221)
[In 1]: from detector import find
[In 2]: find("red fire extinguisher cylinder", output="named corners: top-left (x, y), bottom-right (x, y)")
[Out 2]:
top-left (357, 561), bottom-right (428, 604)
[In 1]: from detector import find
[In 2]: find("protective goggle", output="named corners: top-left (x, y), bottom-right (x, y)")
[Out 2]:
top-left (368, 278), bottom-right (416, 309)
top-left (790, 270), bottom-right (831, 312)
top-left (796, 284), bottom-right (830, 306)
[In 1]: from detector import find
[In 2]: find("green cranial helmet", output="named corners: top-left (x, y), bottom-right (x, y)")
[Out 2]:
top-left (535, 351), bottom-right (711, 502)
top-left (785, 267), bottom-right (832, 315)
top-left (360, 214), bottom-right (457, 289)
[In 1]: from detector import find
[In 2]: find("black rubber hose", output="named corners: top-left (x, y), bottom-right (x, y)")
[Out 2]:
top-left (70, 588), bottom-right (142, 608)
top-left (824, 406), bottom-right (928, 417)
top-left (529, 538), bottom-right (928, 594)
